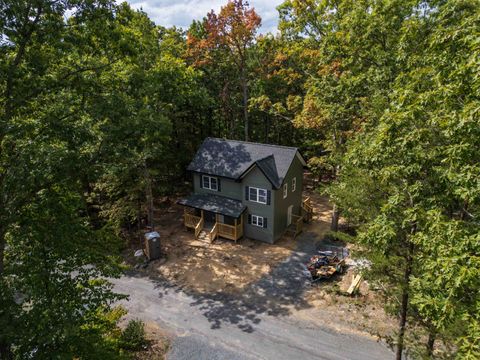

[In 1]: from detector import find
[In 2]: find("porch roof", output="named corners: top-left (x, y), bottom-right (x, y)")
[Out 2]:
top-left (177, 194), bottom-right (246, 218)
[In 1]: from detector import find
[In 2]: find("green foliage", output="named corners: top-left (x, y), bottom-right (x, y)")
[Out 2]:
top-left (1, 0), bottom-right (478, 358)
top-left (120, 319), bottom-right (148, 351)
top-left (0, 0), bottom-right (209, 357)
top-left (324, 0), bottom-right (480, 357)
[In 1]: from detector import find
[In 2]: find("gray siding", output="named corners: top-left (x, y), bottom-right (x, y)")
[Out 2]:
top-left (273, 154), bottom-right (304, 241)
top-left (193, 173), bottom-right (242, 199)
top-left (190, 153), bottom-right (304, 244)
top-left (241, 167), bottom-right (275, 243)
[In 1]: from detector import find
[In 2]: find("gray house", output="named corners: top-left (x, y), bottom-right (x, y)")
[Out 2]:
top-left (178, 138), bottom-right (313, 244)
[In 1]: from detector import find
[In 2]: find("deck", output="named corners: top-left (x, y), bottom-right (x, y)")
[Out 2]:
top-left (183, 209), bottom-right (243, 243)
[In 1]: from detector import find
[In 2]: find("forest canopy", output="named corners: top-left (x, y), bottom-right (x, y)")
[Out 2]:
top-left (0, 0), bottom-right (478, 359)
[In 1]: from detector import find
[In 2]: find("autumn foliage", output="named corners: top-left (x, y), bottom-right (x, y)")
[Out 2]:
top-left (187, 0), bottom-right (261, 67)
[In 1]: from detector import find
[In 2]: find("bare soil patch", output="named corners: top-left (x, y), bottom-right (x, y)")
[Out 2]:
top-left (294, 188), bottom-right (396, 340)
top-left (123, 185), bottom-right (396, 341)
top-left (125, 200), bottom-right (298, 294)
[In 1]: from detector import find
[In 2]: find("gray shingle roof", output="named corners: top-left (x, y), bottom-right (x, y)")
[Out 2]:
top-left (177, 194), bottom-right (246, 218)
top-left (255, 155), bottom-right (281, 188)
top-left (187, 138), bottom-right (303, 188)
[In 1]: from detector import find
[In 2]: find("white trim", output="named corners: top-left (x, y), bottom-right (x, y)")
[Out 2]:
top-left (292, 177), bottom-right (296, 192)
top-left (202, 175), bottom-right (218, 191)
top-left (251, 214), bottom-right (264, 227)
top-left (239, 164), bottom-right (257, 179)
top-left (283, 183), bottom-right (288, 199)
top-left (249, 186), bottom-right (267, 204)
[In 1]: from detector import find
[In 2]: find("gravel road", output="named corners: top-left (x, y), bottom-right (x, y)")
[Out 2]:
top-left (113, 231), bottom-right (393, 360)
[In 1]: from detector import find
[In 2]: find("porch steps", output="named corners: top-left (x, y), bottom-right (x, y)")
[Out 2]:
top-left (197, 230), bottom-right (211, 243)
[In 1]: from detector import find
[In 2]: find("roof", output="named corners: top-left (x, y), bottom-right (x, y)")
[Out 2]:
top-left (177, 194), bottom-right (246, 218)
top-left (187, 138), bottom-right (305, 189)
top-left (255, 155), bottom-right (281, 188)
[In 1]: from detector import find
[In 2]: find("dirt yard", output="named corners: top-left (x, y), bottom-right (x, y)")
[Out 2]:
top-left (129, 203), bottom-right (299, 294)
top-left (124, 185), bottom-right (396, 340)
top-left (124, 182), bottom-right (336, 294)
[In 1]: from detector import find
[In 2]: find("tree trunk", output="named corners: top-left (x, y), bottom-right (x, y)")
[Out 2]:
top-left (0, 228), bottom-right (13, 359)
top-left (330, 164), bottom-right (341, 231)
top-left (241, 67), bottom-right (249, 141)
top-left (0, 235), bottom-right (5, 277)
top-left (331, 204), bottom-right (340, 232)
top-left (264, 114), bottom-right (269, 143)
top-left (427, 331), bottom-right (435, 358)
top-left (396, 242), bottom-right (414, 360)
top-left (143, 164), bottom-right (154, 231)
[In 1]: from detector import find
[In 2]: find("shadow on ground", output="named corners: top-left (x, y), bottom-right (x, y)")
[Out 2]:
top-left (127, 218), bottom-right (332, 333)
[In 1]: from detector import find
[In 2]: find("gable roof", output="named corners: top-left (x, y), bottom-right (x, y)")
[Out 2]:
top-left (255, 155), bottom-right (281, 189)
top-left (187, 138), bottom-right (305, 188)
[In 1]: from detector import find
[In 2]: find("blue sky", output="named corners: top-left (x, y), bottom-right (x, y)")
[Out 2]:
top-left (118, 0), bottom-right (284, 34)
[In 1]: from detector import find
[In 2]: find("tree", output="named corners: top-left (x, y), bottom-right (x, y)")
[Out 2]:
top-left (0, 1), bottom-right (149, 357)
top-left (188, 0), bottom-right (261, 140)
top-left (278, 0), bottom-right (417, 231)
top-left (328, 0), bottom-right (480, 358)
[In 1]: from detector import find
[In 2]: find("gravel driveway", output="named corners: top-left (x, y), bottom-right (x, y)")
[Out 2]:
top-left (113, 231), bottom-right (393, 360)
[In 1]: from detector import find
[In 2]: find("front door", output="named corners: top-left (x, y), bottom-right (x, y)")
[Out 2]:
top-left (287, 205), bottom-right (293, 226)
top-left (204, 211), bottom-right (216, 224)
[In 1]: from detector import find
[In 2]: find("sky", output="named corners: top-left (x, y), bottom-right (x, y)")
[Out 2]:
top-left (119, 0), bottom-right (284, 34)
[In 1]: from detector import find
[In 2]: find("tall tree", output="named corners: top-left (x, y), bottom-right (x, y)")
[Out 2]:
top-left (0, 1), bottom-right (123, 356)
top-left (278, 0), bottom-right (416, 230)
top-left (188, 0), bottom-right (261, 140)
top-left (329, 0), bottom-right (480, 358)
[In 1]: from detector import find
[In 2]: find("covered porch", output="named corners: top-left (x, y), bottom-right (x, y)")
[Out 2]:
top-left (178, 194), bottom-right (246, 243)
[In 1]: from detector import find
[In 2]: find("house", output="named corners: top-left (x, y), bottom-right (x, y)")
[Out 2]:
top-left (178, 138), bottom-right (313, 244)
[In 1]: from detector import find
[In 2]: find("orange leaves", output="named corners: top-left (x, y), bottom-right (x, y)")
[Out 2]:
top-left (186, 0), bottom-right (261, 68)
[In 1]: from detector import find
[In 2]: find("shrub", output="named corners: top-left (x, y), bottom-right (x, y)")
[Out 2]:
top-left (120, 319), bottom-right (148, 351)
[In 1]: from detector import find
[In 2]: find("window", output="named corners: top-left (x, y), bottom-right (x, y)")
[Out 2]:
top-left (283, 183), bottom-right (288, 199)
top-left (251, 215), bottom-right (264, 228)
top-left (202, 175), bottom-right (218, 191)
top-left (292, 177), bottom-right (296, 192)
top-left (249, 187), bottom-right (267, 204)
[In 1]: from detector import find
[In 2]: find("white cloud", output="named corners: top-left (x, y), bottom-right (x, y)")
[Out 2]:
top-left (117, 0), bottom-right (283, 34)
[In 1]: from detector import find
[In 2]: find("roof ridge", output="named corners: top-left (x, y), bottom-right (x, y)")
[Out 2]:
top-left (206, 137), bottom-right (299, 151)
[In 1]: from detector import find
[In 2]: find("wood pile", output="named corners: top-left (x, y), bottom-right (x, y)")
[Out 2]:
top-left (307, 253), bottom-right (345, 280)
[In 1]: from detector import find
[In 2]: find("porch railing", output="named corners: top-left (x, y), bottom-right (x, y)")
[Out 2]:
top-left (184, 213), bottom-right (201, 228)
top-left (209, 222), bottom-right (218, 243)
top-left (184, 212), bottom-right (204, 239)
top-left (210, 221), bottom-right (243, 243)
top-left (302, 197), bottom-right (313, 223)
top-left (195, 217), bottom-right (204, 239)
top-left (292, 214), bottom-right (303, 239)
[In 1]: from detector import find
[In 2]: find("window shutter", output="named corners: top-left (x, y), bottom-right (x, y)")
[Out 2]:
top-left (245, 186), bottom-right (249, 200)
top-left (199, 174), bottom-right (203, 188)
top-left (248, 214), bottom-right (252, 224)
top-left (263, 217), bottom-right (267, 228)
top-left (217, 178), bottom-right (221, 192)
top-left (267, 190), bottom-right (271, 205)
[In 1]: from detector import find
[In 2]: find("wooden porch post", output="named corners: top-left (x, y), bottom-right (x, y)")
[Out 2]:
top-left (234, 218), bottom-right (238, 242)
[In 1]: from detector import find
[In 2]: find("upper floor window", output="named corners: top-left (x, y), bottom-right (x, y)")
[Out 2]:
top-left (202, 175), bottom-right (218, 191)
top-left (249, 187), bottom-right (267, 204)
top-left (283, 183), bottom-right (288, 199)
top-left (292, 177), bottom-right (296, 192)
